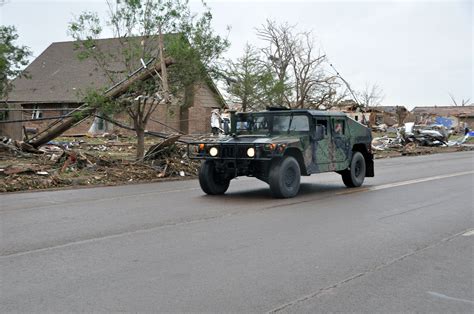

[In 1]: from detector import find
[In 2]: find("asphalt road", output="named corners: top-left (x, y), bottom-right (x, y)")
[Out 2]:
top-left (1, 151), bottom-right (473, 313)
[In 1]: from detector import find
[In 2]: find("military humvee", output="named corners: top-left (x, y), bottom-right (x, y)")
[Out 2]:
top-left (188, 109), bottom-right (374, 198)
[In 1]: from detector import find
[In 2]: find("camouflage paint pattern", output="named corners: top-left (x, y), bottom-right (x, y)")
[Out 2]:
top-left (188, 109), bottom-right (373, 179)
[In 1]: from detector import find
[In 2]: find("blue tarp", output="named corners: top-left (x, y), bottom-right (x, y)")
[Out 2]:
top-left (434, 116), bottom-right (454, 128)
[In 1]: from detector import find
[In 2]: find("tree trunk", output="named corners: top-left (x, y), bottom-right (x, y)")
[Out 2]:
top-left (136, 126), bottom-right (145, 160)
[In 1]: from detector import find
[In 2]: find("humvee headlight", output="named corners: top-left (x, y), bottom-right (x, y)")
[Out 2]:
top-left (247, 147), bottom-right (255, 158)
top-left (209, 147), bottom-right (219, 157)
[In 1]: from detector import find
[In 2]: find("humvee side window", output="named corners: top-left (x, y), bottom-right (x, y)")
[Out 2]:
top-left (316, 119), bottom-right (328, 136)
top-left (333, 120), bottom-right (345, 136)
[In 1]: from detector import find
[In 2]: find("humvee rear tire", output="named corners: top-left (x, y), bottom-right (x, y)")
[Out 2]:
top-left (341, 151), bottom-right (366, 188)
top-left (269, 156), bottom-right (301, 198)
top-left (199, 160), bottom-right (230, 195)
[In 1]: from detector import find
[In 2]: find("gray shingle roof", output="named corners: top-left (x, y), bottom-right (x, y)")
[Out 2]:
top-left (6, 36), bottom-right (167, 103)
top-left (412, 105), bottom-right (474, 116)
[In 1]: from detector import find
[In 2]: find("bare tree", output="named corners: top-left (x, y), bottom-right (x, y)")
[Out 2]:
top-left (69, 0), bottom-right (228, 159)
top-left (448, 93), bottom-right (470, 106)
top-left (256, 20), bottom-right (343, 109)
top-left (358, 82), bottom-right (384, 109)
top-left (256, 20), bottom-right (295, 106)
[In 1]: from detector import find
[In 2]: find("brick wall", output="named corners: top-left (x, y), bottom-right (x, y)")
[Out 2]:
top-left (21, 103), bottom-right (95, 136)
top-left (17, 81), bottom-right (223, 137)
top-left (0, 104), bottom-right (23, 140)
top-left (188, 83), bottom-right (222, 134)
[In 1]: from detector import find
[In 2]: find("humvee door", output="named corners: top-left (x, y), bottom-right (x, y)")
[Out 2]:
top-left (314, 117), bottom-right (330, 160)
top-left (331, 117), bottom-right (351, 164)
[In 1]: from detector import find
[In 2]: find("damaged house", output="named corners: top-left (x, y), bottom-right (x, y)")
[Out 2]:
top-left (412, 105), bottom-right (474, 131)
top-left (328, 102), bottom-right (413, 127)
top-left (328, 100), bottom-right (370, 124)
top-left (1, 36), bottom-right (226, 140)
top-left (366, 105), bottom-right (414, 127)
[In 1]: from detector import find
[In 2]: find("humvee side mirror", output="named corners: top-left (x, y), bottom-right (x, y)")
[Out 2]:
top-left (314, 125), bottom-right (325, 140)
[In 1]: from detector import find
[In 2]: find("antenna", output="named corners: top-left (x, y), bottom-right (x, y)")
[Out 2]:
top-left (327, 62), bottom-right (361, 107)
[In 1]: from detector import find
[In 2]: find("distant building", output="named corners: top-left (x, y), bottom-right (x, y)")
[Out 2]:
top-left (328, 100), bottom-right (370, 124)
top-left (365, 105), bottom-right (415, 126)
top-left (330, 102), bottom-right (413, 126)
top-left (411, 105), bottom-right (474, 130)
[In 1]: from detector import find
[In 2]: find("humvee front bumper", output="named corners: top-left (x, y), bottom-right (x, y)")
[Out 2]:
top-left (187, 142), bottom-right (284, 161)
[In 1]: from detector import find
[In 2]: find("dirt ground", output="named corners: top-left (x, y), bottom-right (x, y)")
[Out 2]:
top-left (1, 135), bottom-right (472, 193)
top-left (0, 135), bottom-right (200, 193)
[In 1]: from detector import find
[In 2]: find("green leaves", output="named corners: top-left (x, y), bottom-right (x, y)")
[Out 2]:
top-left (224, 44), bottom-right (282, 112)
top-left (68, 11), bottom-right (102, 41)
top-left (0, 25), bottom-right (32, 99)
top-left (69, 0), bottom-right (228, 98)
top-left (81, 88), bottom-right (117, 116)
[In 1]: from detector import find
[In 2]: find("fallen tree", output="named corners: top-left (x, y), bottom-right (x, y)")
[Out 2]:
top-left (26, 58), bottom-right (174, 149)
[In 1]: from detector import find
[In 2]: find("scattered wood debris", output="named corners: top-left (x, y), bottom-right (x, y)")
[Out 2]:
top-left (0, 135), bottom-right (200, 192)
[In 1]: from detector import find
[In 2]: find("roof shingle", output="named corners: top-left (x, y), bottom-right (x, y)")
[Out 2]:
top-left (6, 36), bottom-right (168, 103)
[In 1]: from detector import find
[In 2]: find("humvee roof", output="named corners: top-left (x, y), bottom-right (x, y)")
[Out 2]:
top-left (242, 109), bottom-right (347, 117)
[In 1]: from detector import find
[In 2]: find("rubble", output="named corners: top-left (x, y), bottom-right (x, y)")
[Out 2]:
top-left (371, 122), bottom-right (470, 151)
top-left (371, 122), bottom-right (473, 158)
top-left (399, 123), bottom-right (450, 147)
top-left (1, 125), bottom-right (472, 192)
top-left (0, 135), bottom-right (200, 193)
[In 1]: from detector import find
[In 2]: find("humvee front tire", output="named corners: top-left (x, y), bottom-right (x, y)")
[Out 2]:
top-left (269, 156), bottom-right (301, 198)
top-left (341, 151), bottom-right (366, 187)
top-left (199, 160), bottom-right (230, 195)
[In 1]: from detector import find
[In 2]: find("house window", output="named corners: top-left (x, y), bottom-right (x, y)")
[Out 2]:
top-left (61, 105), bottom-right (71, 116)
top-left (97, 117), bottom-right (105, 131)
top-left (376, 114), bottom-right (383, 124)
top-left (354, 115), bottom-right (359, 121)
top-left (0, 110), bottom-right (8, 121)
top-left (31, 105), bottom-right (43, 119)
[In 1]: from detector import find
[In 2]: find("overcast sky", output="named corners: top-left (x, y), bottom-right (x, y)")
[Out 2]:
top-left (1, 0), bottom-right (472, 108)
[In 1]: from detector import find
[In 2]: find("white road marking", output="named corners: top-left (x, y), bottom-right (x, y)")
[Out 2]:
top-left (427, 291), bottom-right (474, 304)
top-left (368, 171), bottom-right (474, 191)
top-left (336, 170), bottom-right (474, 195)
top-left (462, 229), bottom-right (474, 237)
top-left (1, 171), bottom-right (473, 258)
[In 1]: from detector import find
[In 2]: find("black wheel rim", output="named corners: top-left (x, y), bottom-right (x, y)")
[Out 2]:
top-left (354, 160), bottom-right (362, 178)
top-left (284, 167), bottom-right (296, 187)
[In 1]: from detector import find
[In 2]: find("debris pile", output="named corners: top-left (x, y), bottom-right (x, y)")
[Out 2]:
top-left (0, 135), bottom-right (200, 192)
top-left (371, 122), bottom-right (473, 158)
top-left (398, 123), bottom-right (451, 147)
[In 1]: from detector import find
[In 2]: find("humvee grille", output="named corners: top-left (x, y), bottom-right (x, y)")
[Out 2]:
top-left (221, 145), bottom-right (252, 158)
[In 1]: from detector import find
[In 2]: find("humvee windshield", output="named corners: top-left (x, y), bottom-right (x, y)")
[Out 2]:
top-left (236, 113), bottom-right (310, 135)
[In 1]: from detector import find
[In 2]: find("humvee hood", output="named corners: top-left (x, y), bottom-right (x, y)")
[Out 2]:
top-left (200, 135), bottom-right (302, 145)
